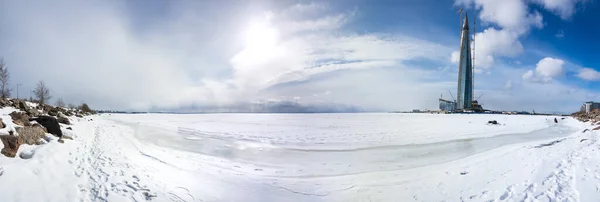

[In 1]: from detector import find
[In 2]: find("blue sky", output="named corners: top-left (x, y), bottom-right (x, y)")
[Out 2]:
top-left (0, 0), bottom-right (598, 113)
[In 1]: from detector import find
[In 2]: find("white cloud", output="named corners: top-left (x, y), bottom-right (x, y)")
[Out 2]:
top-left (533, 0), bottom-right (582, 19)
top-left (522, 70), bottom-right (535, 80)
top-left (450, 51), bottom-right (460, 64)
top-left (460, 0), bottom-right (543, 34)
top-left (576, 68), bottom-right (600, 81)
top-left (536, 57), bottom-right (565, 77)
top-left (473, 28), bottom-right (524, 69)
top-left (522, 57), bottom-right (565, 83)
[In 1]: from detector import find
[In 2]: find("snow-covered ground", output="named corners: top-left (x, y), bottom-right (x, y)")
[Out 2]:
top-left (1, 112), bottom-right (599, 201)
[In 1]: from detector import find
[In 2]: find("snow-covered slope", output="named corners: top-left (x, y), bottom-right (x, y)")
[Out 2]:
top-left (1, 113), bottom-right (598, 201)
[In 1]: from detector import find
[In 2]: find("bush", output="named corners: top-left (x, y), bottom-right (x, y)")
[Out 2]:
top-left (80, 103), bottom-right (94, 114)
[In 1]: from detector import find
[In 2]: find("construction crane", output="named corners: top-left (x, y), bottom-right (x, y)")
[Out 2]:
top-left (476, 93), bottom-right (484, 101)
top-left (448, 90), bottom-right (456, 102)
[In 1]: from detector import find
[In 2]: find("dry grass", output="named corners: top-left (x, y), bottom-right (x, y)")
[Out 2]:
top-left (16, 127), bottom-right (46, 145)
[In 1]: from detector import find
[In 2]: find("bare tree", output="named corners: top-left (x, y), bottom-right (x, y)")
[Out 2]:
top-left (33, 80), bottom-right (52, 105)
top-left (0, 59), bottom-right (11, 98)
top-left (55, 98), bottom-right (65, 107)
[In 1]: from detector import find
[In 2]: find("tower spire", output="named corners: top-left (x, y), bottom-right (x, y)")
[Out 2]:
top-left (456, 12), bottom-right (474, 110)
top-left (463, 12), bottom-right (469, 30)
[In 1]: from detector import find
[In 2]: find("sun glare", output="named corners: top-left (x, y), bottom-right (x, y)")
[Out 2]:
top-left (243, 21), bottom-right (279, 52)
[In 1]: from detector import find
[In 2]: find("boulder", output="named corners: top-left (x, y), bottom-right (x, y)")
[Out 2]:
top-left (19, 149), bottom-right (35, 159)
top-left (26, 108), bottom-right (40, 117)
top-left (0, 135), bottom-right (22, 158)
top-left (31, 123), bottom-right (48, 133)
top-left (0, 98), bottom-right (8, 107)
top-left (48, 108), bottom-right (59, 116)
top-left (57, 116), bottom-right (70, 125)
top-left (64, 111), bottom-right (74, 117)
top-left (29, 116), bottom-right (63, 138)
top-left (18, 101), bottom-right (29, 111)
top-left (9, 111), bottom-right (31, 126)
top-left (16, 126), bottom-right (46, 145)
top-left (11, 100), bottom-right (20, 108)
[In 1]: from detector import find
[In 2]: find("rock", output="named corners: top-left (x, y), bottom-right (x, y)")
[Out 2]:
top-left (0, 119), bottom-right (4, 129)
top-left (75, 114), bottom-right (83, 118)
top-left (29, 116), bottom-right (63, 138)
top-left (66, 127), bottom-right (72, 130)
top-left (0, 98), bottom-right (8, 107)
top-left (11, 100), bottom-right (20, 108)
top-left (12, 120), bottom-right (24, 127)
top-left (18, 101), bottom-right (29, 111)
top-left (48, 108), bottom-right (59, 116)
top-left (16, 126), bottom-right (46, 145)
top-left (0, 135), bottom-right (22, 158)
top-left (19, 149), bottom-right (35, 159)
top-left (26, 108), bottom-right (40, 117)
top-left (594, 126), bottom-right (600, 131)
top-left (31, 123), bottom-right (48, 133)
top-left (9, 111), bottom-right (31, 126)
top-left (57, 139), bottom-right (64, 143)
top-left (487, 120), bottom-right (499, 125)
top-left (57, 116), bottom-right (70, 125)
top-left (64, 111), bottom-right (74, 117)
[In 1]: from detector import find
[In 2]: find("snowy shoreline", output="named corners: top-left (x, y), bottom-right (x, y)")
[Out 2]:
top-left (2, 112), bottom-right (599, 201)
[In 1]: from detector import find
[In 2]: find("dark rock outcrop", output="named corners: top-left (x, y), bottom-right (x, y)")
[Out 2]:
top-left (29, 116), bottom-right (62, 138)
top-left (18, 101), bottom-right (29, 111)
top-left (48, 108), bottom-right (59, 116)
top-left (57, 116), bottom-right (70, 125)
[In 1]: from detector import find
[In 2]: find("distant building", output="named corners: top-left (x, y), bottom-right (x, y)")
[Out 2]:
top-left (439, 99), bottom-right (456, 112)
top-left (456, 14), bottom-right (474, 110)
top-left (583, 101), bottom-right (600, 113)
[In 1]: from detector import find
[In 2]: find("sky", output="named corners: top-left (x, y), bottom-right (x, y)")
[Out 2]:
top-left (0, 0), bottom-right (599, 113)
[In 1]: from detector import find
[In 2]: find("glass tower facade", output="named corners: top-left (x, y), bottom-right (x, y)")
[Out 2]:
top-left (456, 15), bottom-right (473, 110)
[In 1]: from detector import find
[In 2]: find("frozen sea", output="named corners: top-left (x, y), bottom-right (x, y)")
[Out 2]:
top-left (3, 112), bottom-right (600, 202)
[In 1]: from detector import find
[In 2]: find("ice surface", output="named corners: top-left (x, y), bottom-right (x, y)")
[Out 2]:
top-left (2, 112), bottom-right (600, 202)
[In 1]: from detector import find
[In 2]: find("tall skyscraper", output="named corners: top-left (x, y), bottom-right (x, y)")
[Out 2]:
top-left (456, 14), bottom-right (474, 110)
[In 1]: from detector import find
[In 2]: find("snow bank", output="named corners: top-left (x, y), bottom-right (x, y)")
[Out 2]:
top-left (2, 112), bottom-right (597, 202)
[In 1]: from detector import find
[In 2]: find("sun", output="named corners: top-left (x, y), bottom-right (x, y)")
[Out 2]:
top-left (243, 21), bottom-right (279, 52)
